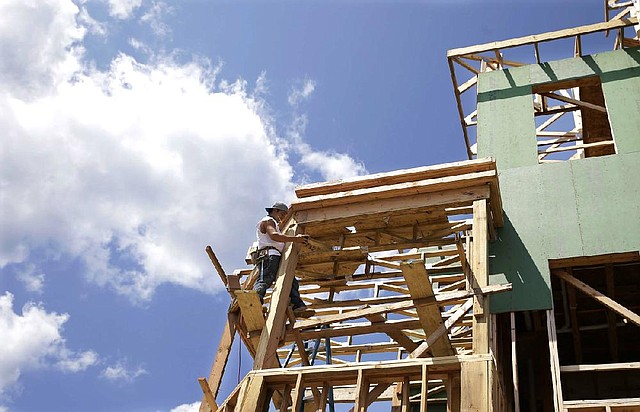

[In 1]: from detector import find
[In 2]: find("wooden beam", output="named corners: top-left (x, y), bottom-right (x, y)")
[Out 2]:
top-left (295, 185), bottom-right (491, 226)
top-left (410, 299), bottom-right (473, 359)
top-left (367, 313), bottom-right (420, 352)
top-left (293, 284), bottom-right (512, 331)
top-left (448, 16), bottom-right (638, 57)
top-left (284, 318), bottom-right (424, 342)
top-left (198, 312), bottom-right (238, 412)
top-left (540, 92), bottom-right (607, 113)
top-left (292, 170), bottom-right (496, 212)
top-left (198, 378), bottom-right (218, 411)
top-left (548, 252), bottom-right (640, 269)
top-left (554, 269), bottom-right (640, 327)
top-left (402, 260), bottom-right (453, 357)
top-left (206, 246), bottom-right (228, 287)
top-left (560, 361), bottom-right (640, 372)
top-left (295, 158), bottom-right (496, 198)
top-left (236, 375), bottom-right (267, 412)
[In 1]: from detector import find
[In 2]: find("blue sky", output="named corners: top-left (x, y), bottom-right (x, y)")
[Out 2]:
top-left (0, 1), bottom-right (608, 411)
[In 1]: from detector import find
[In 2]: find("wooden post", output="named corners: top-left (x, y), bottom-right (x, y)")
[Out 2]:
top-left (471, 199), bottom-right (489, 353)
top-left (354, 369), bottom-right (368, 412)
top-left (420, 364), bottom-right (429, 412)
top-left (460, 198), bottom-right (490, 412)
top-left (547, 309), bottom-right (564, 412)
top-left (460, 360), bottom-right (489, 412)
top-left (511, 312), bottom-right (521, 412)
top-left (292, 373), bottom-right (305, 412)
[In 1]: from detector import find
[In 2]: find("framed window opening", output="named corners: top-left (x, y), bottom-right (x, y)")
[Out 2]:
top-left (533, 76), bottom-right (616, 163)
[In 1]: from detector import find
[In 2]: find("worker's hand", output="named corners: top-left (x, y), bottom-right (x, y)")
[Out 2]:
top-left (295, 234), bottom-right (310, 244)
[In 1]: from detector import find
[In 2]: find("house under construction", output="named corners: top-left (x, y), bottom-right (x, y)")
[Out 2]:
top-left (198, 3), bottom-right (640, 411)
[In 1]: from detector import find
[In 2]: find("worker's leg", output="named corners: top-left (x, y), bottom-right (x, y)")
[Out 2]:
top-left (289, 277), bottom-right (306, 309)
top-left (253, 255), bottom-right (280, 303)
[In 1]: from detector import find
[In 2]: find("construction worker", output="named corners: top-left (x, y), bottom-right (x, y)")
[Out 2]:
top-left (253, 201), bottom-right (313, 317)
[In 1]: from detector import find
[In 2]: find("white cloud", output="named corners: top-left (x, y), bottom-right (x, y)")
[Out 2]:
top-left (0, 292), bottom-right (97, 396)
top-left (0, 0), bottom-right (296, 304)
top-left (0, 0), bottom-right (85, 99)
top-left (106, 0), bottom-right (143, 20)
top-left (140, 1), bottom-right (173, 37)
top-left (55, 349), bottom-right (99, 373)
top-left (170, 401), bottom-right (200, 412)
top-left (0, 0), bottom-right (367, 306)
top-left (288, 77), bottom-right (316, 106)
top-left (15, 264), bottom-right (45, 294)
top-left (299, 150), bottom-right (367, 182)
top-left (286, 78), bottom-right (367, 181)
top-left (101, 361), bottom-right (147, 383)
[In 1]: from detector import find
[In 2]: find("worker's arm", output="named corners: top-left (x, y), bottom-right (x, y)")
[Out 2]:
top-left (262, 219), bottom-right (309, 244)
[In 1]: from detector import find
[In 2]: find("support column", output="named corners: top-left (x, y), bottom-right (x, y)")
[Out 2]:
top-left (461, 198), bottom-right (491, 412)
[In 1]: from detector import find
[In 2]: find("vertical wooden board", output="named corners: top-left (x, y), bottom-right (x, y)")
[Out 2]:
top-left (547, 309), bottom-right (564, 412)
top-left (460, 361), bottom-right (489, 412)
top-left (420, 364), bottom-right (429, 412)
top-left (292, 373), bottom-right (304, 412)
top-left (472, 199), bottom-right (489, 355)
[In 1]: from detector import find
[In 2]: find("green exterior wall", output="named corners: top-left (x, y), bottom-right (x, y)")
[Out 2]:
top-left (476, 47), bottom-right (640, 312)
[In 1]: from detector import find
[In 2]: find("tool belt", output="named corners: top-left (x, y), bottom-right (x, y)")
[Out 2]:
top-left (252, 246), bottom-right (281, 263)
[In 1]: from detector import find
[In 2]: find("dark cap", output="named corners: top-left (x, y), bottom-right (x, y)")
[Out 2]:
top-left (265, 201), bottom-right (289, 213)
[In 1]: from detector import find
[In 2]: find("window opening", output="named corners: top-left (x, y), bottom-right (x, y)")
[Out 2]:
top-left (533, 76), bottom-right (616, 163)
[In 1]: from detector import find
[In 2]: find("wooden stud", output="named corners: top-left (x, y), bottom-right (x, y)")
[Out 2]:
top-left (547, 309), bottom-right (564, 412)
top-left (354, 369), bottom-right (368, 412)
top-left (402, 376), bottom-right (411, 412)
top-left (421, 364), bottom-right (429, 412)
top-left (292, 373), bottom-right (305, 412)
top-left (605, 265), bottom-right (619, 362)
top-left (472, 199), bottom-right (489, 353)
top-left (510, 312), bottom-right (520, 412)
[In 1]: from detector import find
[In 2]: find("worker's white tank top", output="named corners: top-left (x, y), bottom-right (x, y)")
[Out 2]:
top-left (256, 216), bottom-right (284, 253)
